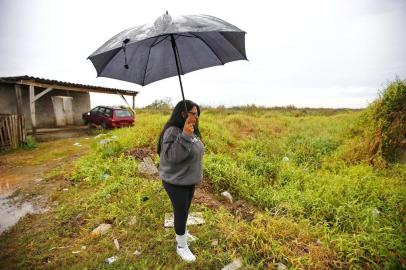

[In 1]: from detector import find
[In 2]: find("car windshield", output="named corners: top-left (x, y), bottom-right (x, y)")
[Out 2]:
top-left (115, 110), bottom-right (132, 117)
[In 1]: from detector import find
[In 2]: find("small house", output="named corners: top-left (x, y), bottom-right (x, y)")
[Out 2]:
top-left (0, 75), bottom-right (138, 133)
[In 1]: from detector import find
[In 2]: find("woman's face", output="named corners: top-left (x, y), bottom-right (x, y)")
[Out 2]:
top-left (182, 106), bottom-right (198, 125)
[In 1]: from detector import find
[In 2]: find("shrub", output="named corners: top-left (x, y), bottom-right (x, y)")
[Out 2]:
top-left (22, 135), bottom-right (38, 149)
top-left (363, 78), bottom-right (406, 164)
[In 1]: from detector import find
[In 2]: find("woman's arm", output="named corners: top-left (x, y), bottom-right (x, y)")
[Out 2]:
top-left (161, 127), bottom-right (193, 164)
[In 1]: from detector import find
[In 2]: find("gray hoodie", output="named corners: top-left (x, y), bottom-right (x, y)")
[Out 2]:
top-left (158, 126), bottom-right (205, 185)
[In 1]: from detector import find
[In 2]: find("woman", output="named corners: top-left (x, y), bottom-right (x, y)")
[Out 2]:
top-left (157, 100), bottom-right (204, 262)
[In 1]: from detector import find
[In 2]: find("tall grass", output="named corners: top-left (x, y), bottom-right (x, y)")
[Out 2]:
top-left (200, 82), bottom-right (406, 269)
top-left (2, 81), bottom-right (404, 269)
top-left (69, 102), bottom-right (405, 268)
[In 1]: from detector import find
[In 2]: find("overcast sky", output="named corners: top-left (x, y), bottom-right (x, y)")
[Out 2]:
top-left (1, 0), bottom-right (405, 108)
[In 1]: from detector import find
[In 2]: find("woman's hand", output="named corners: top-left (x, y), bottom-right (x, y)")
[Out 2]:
top-left (183, 114), bottom-right (195, 136)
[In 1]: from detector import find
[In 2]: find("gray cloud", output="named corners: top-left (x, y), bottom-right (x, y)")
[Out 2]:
top-left (1, 0), bottom-right (405, 108)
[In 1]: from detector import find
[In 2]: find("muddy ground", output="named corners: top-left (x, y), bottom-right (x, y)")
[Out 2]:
top-left (0, 135), bottom-right (93, 234)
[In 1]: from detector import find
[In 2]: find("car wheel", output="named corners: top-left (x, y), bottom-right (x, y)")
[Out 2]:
top-left (101, 122), bottom-right (107, 129)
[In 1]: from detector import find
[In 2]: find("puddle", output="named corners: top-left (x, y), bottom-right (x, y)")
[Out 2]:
top-left (0, 194), bottom-right (49, 234)
top-left (0, 195), bottom-right (34, 234)
top-left (0, 136), bottom-right (89, 235)
top-left (0, 163), bottom-right (50, 234)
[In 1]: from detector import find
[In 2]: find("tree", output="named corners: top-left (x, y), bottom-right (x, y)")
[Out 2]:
top-left (144, 98), bottom-right (173, 110)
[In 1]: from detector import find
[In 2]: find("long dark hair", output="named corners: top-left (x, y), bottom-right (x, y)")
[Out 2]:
top-left (157, 100), bottom-right (201, 155)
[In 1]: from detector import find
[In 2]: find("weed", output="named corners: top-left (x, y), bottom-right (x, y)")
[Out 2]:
top-left (22, 135), bottom-right (38, 149)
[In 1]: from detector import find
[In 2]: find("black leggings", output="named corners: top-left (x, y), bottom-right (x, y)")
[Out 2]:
top-left (162, 181), bottom-right (195, 235)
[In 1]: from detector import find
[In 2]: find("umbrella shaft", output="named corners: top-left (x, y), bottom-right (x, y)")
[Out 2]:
top-left (170, 34), bottom-right (188, 112)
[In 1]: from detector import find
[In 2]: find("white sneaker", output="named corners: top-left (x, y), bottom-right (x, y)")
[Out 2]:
top-left (176, 233), bottom-right (196, 262)
top-left (176, 245), bottom-right (196, 262)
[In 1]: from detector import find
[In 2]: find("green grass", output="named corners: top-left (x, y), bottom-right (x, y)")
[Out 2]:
top-left (0, 107), bottom-right (405, 269)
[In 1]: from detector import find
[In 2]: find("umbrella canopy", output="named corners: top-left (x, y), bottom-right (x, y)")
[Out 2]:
top-left (88, 12), bottom-right (247, 106)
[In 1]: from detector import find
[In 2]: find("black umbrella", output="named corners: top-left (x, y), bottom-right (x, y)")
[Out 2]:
top-left (88, 12), bottom-right (247, 110)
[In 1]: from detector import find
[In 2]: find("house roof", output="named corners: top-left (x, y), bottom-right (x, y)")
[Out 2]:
top-left (0, 75), bottom-right (138, 96)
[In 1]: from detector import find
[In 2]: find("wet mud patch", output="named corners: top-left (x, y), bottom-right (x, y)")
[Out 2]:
top-left (0, 136), bottom-right (92, 235)
top-left (229, 200), bottom-right (257, 222)
top-left (0, 163), bottom-right (51, 197)
top-left (124, 146), bottom-right (156, 160)
top-left (194, 179), bottom-right (258, 222)
top-left (194, 179), bottom-right (223, 209)
top-left (0, 193), bottom-right (49, 234)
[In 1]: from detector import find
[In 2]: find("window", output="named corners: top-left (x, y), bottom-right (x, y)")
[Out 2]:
top-left (98, 107), bottom-right (105, 114)
top-left (115, 110), bottom-right (132, 117)
top-left (104, 108), bottom-right (113, 117)
top-left (90, 107), bottom-right (99, 113)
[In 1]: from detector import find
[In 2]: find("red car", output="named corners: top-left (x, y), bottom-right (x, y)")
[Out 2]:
top-left (82, 106), bottom-right (134, 129)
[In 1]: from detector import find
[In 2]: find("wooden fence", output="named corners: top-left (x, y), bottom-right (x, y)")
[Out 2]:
top-left (0, 114), bottom-right (26, 151)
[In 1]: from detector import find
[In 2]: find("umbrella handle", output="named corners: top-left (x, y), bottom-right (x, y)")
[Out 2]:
top-left (170, 34), bottom-right (188, 113)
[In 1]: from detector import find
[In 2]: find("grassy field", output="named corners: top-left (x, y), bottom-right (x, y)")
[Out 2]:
top-left (1, 81), bottom-right (405, 269)
top-left (0, 106), bottom-right (405, 269)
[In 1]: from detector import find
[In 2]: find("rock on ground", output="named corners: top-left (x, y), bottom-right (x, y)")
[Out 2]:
top-left (221, 258), bottom-right (242, 270)
top-left (164, 212), bottom-right (205, 227)
top-left (138, 157), bottom-right (158, 175)
top-left (91, 223), bottom-right (112, 235)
